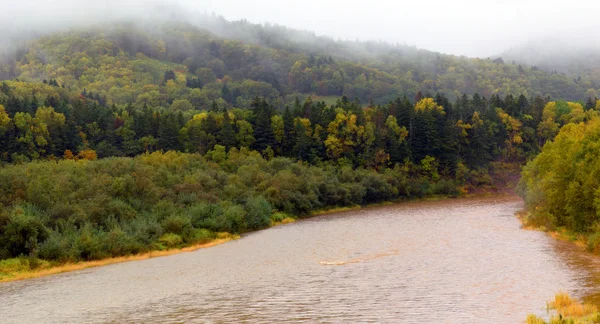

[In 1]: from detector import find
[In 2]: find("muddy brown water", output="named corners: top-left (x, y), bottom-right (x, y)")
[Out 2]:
top-left (2, 195), bottom-right (600, 323)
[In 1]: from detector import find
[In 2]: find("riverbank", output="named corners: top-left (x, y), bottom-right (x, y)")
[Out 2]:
top-left (0, 234), bottom-right (238, 283)
top-left (517, 209), bottom-right (590, 251)
top-left (526, 292), bottom-right (600, 324)
top-left (517, 210), bottom-right (600, 323)
top-left (0, 190), bottom-right (519, 284)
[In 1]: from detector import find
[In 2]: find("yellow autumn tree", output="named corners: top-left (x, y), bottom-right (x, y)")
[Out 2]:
top-left (0, 105), bottom-right (11, 136)
top-left (324, 111), bottom-right (364, 159)
top-left (271, 115), bottom-right (285, 144)
top-left (415, 98), bottom-right (445, 114)
top-left (77, 150), bottom-right (98, 160)
top-left (497, 108), bottom-right (523, 159)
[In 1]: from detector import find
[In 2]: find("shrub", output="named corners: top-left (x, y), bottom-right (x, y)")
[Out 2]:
top-left (47, 204), bottom-right (86, 227)
top-left (161, 214), bottom-right (193, 235)
top-left (361, 172), bottom-right (393, 203)
top-left (188, 203), bottom-right (223, 230)
top-left (39, 230), bottom-right (78, 262)
top-left (587, 231), bottom-right (600, 253)
top-left (245, 196), bottom-right (272, 230)
top-left (102, 226), bottom-right (143, 257)
top-left (158, 233), bottom-right (183, 248)
top-left (271, 212), bottom-right (289, 223)
top-left (123, 216), bottom-right (163, 245)
top-left (77, 225), bottom-right (106, 260)
top-left (432, 179), bottom-right (460, 197)
top-left (0, 209), bottom-right (49, 257)
top-left (222, 204), bottom-right (247, 232)
top-left (185, 229), bottom-right (216, 245)
top-left (105, 199), bottom-right (137, 222)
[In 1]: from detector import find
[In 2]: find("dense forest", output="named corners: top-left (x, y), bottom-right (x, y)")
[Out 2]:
top-left (1, 15), bottom-right (599, 268)
top-left (1, 19), bottom-right (600, 108)
top-left (2, 78), bottom-right (597, 168)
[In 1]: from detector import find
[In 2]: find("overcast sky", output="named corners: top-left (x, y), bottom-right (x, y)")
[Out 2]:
top-left (1, 0), bottom-right (598, 57)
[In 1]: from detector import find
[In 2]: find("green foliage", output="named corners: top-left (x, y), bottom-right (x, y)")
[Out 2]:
top-left (0, 206), bottom-right (49, 257)
top-left (245, 196), bottom-right (272, 230)
top-left (186, 229), bottom-right (216, 245)
top-left (271, 212), bottom-right (291, 223)
top-left (519, 117), bottom-right (600, 232)
top-left (158, 233), bottom-right (183, 248)
top-left (0, 150), bottom-right (472, 263)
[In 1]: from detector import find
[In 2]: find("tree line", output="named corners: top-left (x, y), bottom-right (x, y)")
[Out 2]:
top-left (5, 79), bottom-right (598, 171)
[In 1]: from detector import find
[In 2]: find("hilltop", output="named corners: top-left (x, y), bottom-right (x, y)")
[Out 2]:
top-left (0, 16), bottom-right (597, 111)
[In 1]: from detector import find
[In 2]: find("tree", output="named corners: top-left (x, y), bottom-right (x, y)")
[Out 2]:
top-left (251, 98), bottom-right (276, 151)
top-left (218, 110), bottom-right (236, 149)
top-left (235, 120), bottom-right (255, 148)
top-left (164, 70), bottom-right (176, 82)
top-left (171, 99), bottom-right (193, 112)
top-left (497, 108), bottom-right (523, 159)
top-left (0, 105), bottom-right (11, 137)
top-left (158, 112), bottom-right (181, 151)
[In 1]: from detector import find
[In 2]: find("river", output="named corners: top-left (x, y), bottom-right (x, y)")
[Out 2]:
top-left (1, 195), bottom-right (600, 323)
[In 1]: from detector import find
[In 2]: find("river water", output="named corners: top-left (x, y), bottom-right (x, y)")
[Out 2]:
top-left (2, 195), bottom-right (600, 323)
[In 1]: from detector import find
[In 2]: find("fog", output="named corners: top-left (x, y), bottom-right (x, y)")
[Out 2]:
top-left (0, 0), bottom-right (599, 57)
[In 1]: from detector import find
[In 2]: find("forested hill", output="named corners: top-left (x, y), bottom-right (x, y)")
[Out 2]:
top-left (0, 16), bottom-right (596, 110)
top-left (501, 40), bottom-right (600, 100)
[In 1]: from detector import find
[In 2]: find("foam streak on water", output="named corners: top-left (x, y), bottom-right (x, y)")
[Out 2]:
top-left (0, 196), bottom-right (597, 323)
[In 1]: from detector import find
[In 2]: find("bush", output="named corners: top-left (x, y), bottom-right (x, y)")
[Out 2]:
top-left (105, 199), bottom-right (137, 222)
top-left (245, 196), bottom-right (272, 230)
top-left (361, 172), bottom-right (393, 203)
top-left (587, 231), bottom-right (600, 253)
top-left (0, 209), bottom-right (49, 257)
top-left (123, 216), bottom-right (163, 246)
top-left (185, 229), bottom-right (216, 245)
top-left (188, 203), bottom-right (223, 231)
top-left (161, 214), bottom-right (192, 235)
top-left (77, 225), bottom-right (106, 260)
top-left (47, 204), bottom-right (86, 227)
top-left (271, 212), bottom-right (289, 223)
top-left (39, 230), bottom-right (78, 262)
top-left (158, 233), bottom-right (183, 248)
top-left (222, 204), bottom-right (247, 232)
top-left (432, 179), bottom-right (460, 197)
top-left (102, 226), bottom-right (143, 257)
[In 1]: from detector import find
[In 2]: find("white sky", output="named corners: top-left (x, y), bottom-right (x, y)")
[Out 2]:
top-left (1, 0), bottom-right (598, 57)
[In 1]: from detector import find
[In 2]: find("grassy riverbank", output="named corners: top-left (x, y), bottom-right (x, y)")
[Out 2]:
top-left (526, 292), bottom-right (600, 324)
top-left (517, 209), bottom-right (599, 254)
top-left (0, 235), bottom-right (237, 283)
top-left (0, 195), bottom-right (455, 283)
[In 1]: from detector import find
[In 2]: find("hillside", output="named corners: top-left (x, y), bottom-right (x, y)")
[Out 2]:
top-left (0, 17), bottom-right (596, 111)
top-left (500, 39), bottom-right (600, 101)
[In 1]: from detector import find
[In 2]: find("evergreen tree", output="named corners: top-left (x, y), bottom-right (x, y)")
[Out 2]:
top-left (251, 98), bottom-right (276, 151)
top-left (158, 112), bottom-right (181, 151)
top-left (164, 70), bottom-right (176, 82)
top-left (217, 109), bottom-right (236, 149)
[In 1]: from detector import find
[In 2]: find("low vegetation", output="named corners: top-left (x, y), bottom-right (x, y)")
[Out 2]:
top-left (526, 292), bottom-right (600, 324)
top-left (0, 148), bottom-right (476, 281)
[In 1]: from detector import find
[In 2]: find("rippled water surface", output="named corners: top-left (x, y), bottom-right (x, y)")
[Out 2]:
top-left (2, 195), bottom-right (600, 323)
